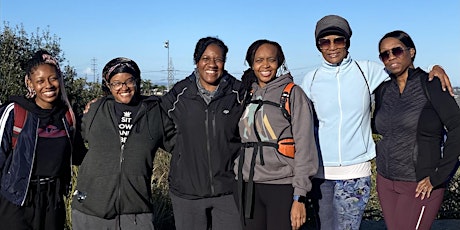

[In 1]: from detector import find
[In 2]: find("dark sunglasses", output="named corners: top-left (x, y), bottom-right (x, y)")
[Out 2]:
top-left (318, 37), bottom-right (347, 50)
top-left (379, 47), bottom-right (410, 62)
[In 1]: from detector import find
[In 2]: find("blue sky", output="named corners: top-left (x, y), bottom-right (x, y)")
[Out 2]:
top-left (1, 0), bottom-right (459, 86)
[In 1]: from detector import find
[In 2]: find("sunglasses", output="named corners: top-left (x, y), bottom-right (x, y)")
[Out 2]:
top-left (318, 37), bottom-right (347, 50)
top-left (379, 47), bottom-right (410, 62)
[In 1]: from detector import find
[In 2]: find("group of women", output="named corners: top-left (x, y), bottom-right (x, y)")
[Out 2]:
top-left (0, 14), bottom-right (459, 230)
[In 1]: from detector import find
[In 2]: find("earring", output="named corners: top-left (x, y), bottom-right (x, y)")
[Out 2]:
top-left (26, 87), bottom-right (36, 98)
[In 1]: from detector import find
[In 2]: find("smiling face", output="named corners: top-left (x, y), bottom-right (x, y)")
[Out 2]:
top-left (27, 64), bottom-right (60, 109)
top-left (379, 37), bottom-right (415, 77)
top-left (196, 44), bottom-right (225, 92)
top-left (318, 34), bottom-right (348, 64)
top-left (252, 43), bottom-right (279, 88)
top-left (108, 72), bottom-right (137, 104)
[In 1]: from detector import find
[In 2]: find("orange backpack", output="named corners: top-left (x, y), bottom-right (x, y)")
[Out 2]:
top-left (247, 82), bottom-right (296, 158)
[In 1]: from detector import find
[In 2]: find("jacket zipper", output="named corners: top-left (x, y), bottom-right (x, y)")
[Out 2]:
top-left (205, 108), bottom-right (215, 195)
top-left (62, 117), bottom-right (74, 186)
top-left (21, 118), bottom-right (39, 206)
top-left (336, 67), bottom-right (343, 165)
top-left (118, 144), bottom-right (124, 215)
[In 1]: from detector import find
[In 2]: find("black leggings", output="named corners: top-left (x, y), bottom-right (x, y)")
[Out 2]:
top-left (237, 183), bottom-right (294, 230)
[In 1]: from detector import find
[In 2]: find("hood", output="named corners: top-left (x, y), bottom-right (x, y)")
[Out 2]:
top-left (9, 95), bottom-right (67, 128)
top-left (251, 73), bottom-right (294, 92)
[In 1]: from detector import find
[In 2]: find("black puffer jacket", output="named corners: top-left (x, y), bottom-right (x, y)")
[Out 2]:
top-left (374, 68), bottom-right (460, 187)
top-left (161, 71), bottom-right (244, 199)
top-left (72, 95), bottom-right (166, 219)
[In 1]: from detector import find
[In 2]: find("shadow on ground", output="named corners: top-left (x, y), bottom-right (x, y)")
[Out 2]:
top-left (359, 219), bottom-right (460, 230)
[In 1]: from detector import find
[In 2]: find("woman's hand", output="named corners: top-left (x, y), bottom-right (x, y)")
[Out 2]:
top-left (415, 177), bottom-right (433, 200)
top-left (290, 201), bottom-right (306, 230)
top-left (83, 98), bottom-right (99, 114)
top-left (428, 65), bottom-right (454, 96)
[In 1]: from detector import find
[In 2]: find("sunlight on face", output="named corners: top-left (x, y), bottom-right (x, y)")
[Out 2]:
top-left (252, 43), bottom-right (279, 88)
top-left (27, 64), bottom-right (60, 109)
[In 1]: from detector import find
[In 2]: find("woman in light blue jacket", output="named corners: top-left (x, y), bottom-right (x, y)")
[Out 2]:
top-left (301, 15), bottom-right (452, 230)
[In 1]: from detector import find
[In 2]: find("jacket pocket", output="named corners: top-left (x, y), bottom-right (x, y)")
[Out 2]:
top-left (74, 175), bottom-right (119, 219)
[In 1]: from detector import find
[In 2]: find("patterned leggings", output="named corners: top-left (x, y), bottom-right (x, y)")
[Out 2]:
top-left (310, 176), bottom-right (371, 230)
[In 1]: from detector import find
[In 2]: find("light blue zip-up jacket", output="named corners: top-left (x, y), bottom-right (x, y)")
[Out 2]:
top-left (301, 54), bottom-right (388, 167)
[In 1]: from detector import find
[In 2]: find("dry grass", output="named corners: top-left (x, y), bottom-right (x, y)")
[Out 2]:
top-left (64, 148), bottom-right (175, 230)
top-left (65, 149), bottom-right (460, 229)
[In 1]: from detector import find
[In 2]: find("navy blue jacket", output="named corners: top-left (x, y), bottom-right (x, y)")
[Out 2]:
top-left (0, 102), bottom-right (83, 206)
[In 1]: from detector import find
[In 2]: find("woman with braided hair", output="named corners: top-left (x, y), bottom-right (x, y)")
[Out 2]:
top-left (0, 50), bottom-right (85, 230)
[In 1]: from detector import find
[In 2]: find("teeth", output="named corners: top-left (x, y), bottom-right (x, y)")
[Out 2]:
top-left (43, 92), bottom-right (56, 97)
top-left (329, 53), bottom-right (338, 58)
top-left (261, 71), bottom-right (271, 77)
top-left (205, 70), bottom-right (216, 74)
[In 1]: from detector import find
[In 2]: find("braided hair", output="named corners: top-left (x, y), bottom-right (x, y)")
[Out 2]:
top-left (24, 49), bottom-right (76, 130)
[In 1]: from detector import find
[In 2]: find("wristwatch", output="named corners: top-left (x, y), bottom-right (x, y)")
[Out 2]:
top-left (293, 195), bottom-right (306, 203)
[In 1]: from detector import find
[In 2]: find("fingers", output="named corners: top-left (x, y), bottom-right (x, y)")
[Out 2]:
top-left (291, 202), bottom-right (306, 230)
top-left (83, 98), bottom-right (99, 114)
top-left (415, 186), bottom-right (433, 200)
top-left (291, 215), bottom-right (306, 230)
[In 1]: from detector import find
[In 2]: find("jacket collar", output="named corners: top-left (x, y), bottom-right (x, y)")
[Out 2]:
top-left (186, 70), bottom-right (234, 99)
top-left (252, 73), bottom-right (293, 92)
top-left (321, 52), bottom-right (353, 71)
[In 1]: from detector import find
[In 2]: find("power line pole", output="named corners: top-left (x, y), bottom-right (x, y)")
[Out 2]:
top-left (164, 40), bottom-right (174, 90)
top-left (91, 57), bottom-right (98, 83)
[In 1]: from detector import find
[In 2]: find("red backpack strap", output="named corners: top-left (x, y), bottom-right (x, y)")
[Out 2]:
top-left (280, 82), bottom-right (295, 122)
top-left (65, 110), bottom-right (74, 127)
top-left (12, 104), bottom-right (28, 149)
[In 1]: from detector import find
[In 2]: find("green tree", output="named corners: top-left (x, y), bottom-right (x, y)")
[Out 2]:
top-left (0, 22), bottom-right (102, 116)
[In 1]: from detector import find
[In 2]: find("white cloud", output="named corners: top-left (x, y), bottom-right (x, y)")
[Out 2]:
top-left (83, 67), bottom-right (93, 75)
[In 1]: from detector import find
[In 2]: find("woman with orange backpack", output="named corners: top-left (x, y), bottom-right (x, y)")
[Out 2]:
top-left (234, 39), bottom-right (318, 230)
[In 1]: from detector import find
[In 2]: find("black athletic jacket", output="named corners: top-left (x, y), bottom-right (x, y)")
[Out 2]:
top-left (374, 68), bottom-right (460, 188)
top-left (161, 71), bottom-right (245, 199)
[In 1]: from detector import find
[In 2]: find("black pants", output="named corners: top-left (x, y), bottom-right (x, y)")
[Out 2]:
top-left (236, 182), bottom-right (294, 230)
top-left (0, 181), bottom-right (65, 230)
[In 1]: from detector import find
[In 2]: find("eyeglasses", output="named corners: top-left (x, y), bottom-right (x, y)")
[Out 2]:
top-left (318, 36), bottom-right (347, 50)
top-left (108, 78), bottom-right (136, 90)
top-left (200, 57), bottom-right (224, 64)
top-left (379, 47), bottom-right (410, 62)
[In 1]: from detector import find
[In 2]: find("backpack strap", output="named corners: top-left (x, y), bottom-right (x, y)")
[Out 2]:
top-left (280, 82), bottom-right (295, 123)
top-left (65, 110), bottom-right (74, 128)
top-left (12, 104), bottom-right (28, 149)
top-left (354, 61), bottom-right (372, 112)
